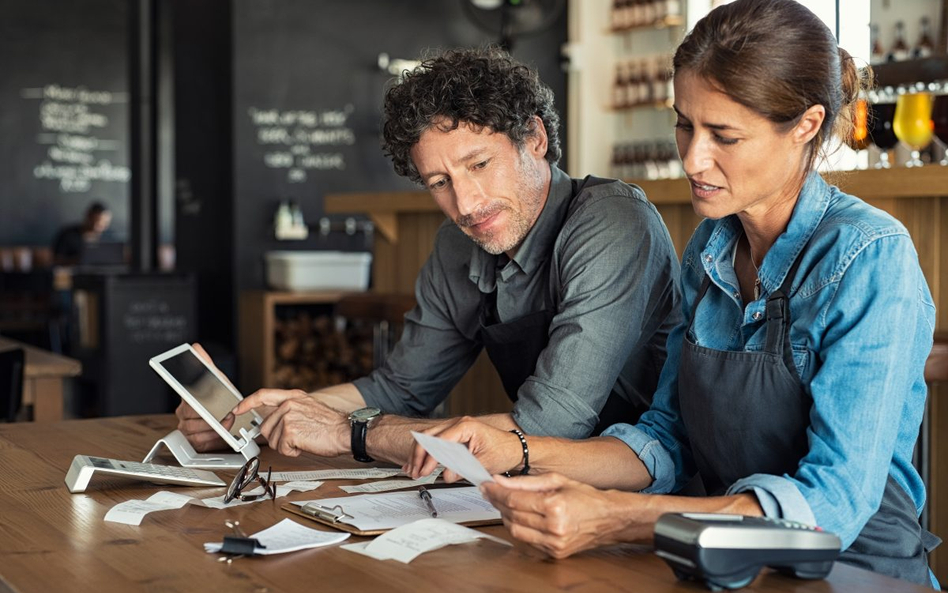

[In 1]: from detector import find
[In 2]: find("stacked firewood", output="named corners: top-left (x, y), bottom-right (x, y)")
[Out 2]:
top-left (271, 310), bottom-right (375, 391)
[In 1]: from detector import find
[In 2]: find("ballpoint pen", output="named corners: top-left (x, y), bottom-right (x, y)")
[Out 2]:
top-left (418, 486), bottom-right (438, 518)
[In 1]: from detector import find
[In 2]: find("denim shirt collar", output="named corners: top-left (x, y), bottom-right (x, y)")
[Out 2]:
top-left (700, 172), bottom-right (832, 297)
top-left (468, 163), bottom-right (569, 292)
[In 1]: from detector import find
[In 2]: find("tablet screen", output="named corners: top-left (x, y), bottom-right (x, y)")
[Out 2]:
top-left (157, 349), bottom-right (257, 440)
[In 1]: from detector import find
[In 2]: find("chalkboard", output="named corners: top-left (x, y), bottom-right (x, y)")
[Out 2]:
top-left (231, 0), bottom-right (568, 290)
top-left (0, 0), bottom-right (130, 247)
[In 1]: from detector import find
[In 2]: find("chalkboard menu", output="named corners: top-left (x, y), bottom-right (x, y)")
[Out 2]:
top-left (231, 0), bottom-right (567, 290)
top-left (0, 0), bottom-right (129, 246)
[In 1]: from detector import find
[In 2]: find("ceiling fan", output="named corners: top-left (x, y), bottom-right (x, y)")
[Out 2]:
top-left (462, 0), bottom-right (567, 51)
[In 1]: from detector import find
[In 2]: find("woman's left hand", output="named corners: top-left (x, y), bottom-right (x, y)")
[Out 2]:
top-left (481, 473), bottom-right (649, 558)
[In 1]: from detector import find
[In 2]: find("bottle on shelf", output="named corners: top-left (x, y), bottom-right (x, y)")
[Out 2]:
top-left (636, 59), bottom-right (652, 105)
top-left (613, 63), bottom-right (628, 109)
top-left (640, 0), bottom-right (655, 27)
top-left (914, 16), bottom-right (935, 59)
top-left (651, 59), bottom-right (667, 104)
top-left (888, 21), bottom-right (911, 62)
top-left (870, 23), bottom-right (886, 66)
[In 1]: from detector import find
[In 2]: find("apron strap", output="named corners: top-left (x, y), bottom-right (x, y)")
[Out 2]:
top-left (762, 247), bottom-right (808, 374)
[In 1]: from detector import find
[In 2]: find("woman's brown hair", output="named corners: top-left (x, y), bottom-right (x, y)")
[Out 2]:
top-left (673, 0), bottom-right (866, 174)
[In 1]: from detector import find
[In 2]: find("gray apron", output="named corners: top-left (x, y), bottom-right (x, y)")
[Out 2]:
top-left (678, 251), bottom-right (938, 585)
top-left (477, 176), bottom-right (650, 435)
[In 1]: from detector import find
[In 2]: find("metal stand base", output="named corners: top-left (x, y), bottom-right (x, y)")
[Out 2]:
top-left (143, 429), bottom-right (259, 469)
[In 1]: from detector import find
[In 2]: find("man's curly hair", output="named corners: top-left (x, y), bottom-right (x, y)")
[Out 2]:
top-left (381, 46), bottom-right (562, 185)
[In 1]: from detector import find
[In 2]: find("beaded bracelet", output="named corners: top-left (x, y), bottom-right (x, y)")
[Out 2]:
top-left (509, 429), bottom-right (530, 475)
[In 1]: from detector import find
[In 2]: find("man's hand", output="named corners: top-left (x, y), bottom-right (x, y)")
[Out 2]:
top-left (481, 473), bottom-right (641, 558)
top-left (232, 389), bottom-right (350, 458)
top-left (404, 416), bottom-right (523, 481)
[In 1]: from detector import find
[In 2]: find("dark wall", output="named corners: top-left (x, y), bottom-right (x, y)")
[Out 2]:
top-left (0, 0), bottom-right (131, 247)
top-left (231, 0), bottom-right (569, 291)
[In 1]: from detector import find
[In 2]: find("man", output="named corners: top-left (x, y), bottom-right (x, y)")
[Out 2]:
top-left (177, 46), bottom-right (681, 469)
top-left (51, 201), bottom-right (113, 265)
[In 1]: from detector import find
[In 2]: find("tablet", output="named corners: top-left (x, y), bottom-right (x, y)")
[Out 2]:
top-left (149, 343), bottom-right (263, 453)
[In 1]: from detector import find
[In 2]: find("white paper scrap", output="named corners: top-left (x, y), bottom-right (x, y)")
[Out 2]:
top-left (205, 518), bottom-right (349, 555)
top-left (268, 468), bottom-right (403, 482)
top-left (104, 481), bottom-right (324, 522)
top-left (341, 518), bottom-right (510, 563)
top-left (410, 432), bottom-right (495, 486)
top-left (104, 491), bottom-right (194, 525)
top-left (339, 468), bottom-right (443, 493)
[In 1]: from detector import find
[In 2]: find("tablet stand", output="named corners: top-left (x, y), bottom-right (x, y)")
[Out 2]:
top-left (143, 430), bottom-right (260, 469)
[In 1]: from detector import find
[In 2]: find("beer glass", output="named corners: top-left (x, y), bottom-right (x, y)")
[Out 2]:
top-left (868, 101), bottom-right (898, 169)
top-left (930, 85), bottom-right (948, 166)
top-left (893, 92), bottom-right (934, 167)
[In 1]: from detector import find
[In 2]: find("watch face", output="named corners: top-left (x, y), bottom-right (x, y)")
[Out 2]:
top-left (350, 407), bottom-right (381, 422)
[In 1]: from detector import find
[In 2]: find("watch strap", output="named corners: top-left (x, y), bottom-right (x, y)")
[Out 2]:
top-left (350, 420), bottom-right (373, 463)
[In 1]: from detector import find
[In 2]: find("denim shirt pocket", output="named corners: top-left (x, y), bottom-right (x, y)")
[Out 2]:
top-left (791, 343), bottom-right (811, 382)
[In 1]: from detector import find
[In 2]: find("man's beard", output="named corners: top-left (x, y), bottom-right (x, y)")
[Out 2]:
top-left (455, 151), bottom-right (545, 255)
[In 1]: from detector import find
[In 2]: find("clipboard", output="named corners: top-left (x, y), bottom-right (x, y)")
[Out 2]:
top-left (281, 488), bottom-right (503, 536)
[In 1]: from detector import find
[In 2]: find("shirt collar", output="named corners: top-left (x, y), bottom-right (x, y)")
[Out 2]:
top-left (701, 172), bottom-right (832, 294)
top-left (469, 163), bottom-right (569, 290)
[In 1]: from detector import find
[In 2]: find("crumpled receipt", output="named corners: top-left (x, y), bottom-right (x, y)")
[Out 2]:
top-left (341, 518), bottom-right (511, 563)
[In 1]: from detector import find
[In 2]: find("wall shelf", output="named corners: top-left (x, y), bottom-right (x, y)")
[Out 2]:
top-left (628, 165), bottom-right (948, 205)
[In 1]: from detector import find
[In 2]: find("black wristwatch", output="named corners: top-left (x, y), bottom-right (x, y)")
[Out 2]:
top-left (348, 407), bottom-right (382, 463)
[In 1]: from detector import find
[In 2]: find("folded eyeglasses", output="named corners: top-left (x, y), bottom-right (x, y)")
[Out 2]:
top-left (223, 456), bottom-right (275, 504)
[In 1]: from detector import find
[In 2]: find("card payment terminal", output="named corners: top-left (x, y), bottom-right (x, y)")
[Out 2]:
top-left (653, 513), bottom-right (841, 591)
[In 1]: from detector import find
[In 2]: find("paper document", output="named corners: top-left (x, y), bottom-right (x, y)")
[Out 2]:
top-left (339, 467), bottom-right (443, 493)
top-left (104, 481), bottom-right (324, 525)
top-left (204, 518), bottom-right (349, 555)
top-left (291, 486), bottom-right (500, 532)
top-left (341, 518), bottom-right (510, 563)
top-left (410, 431), bottom-right (494, 486)
top-left (268, 468), bottom-right (403, 482)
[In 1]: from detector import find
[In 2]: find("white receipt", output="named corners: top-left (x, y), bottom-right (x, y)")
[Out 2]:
top-left (204, 518), bottom-right (349, 555)
top-left (268, 468), bottom-right (403, 482)
top-left (104, 481), bottom-right (324, 525)
top-left (104, 491), bottom-right (194, 525)
top-left (410, 432), bottom-right (495, 486)
top-left (339, 467), bottom-right (443, 493)
top-left (341, 518), bottom-right (510, 563)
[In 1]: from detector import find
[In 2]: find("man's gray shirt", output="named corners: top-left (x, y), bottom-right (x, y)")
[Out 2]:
top-left (353, 165), bottom-right (682, 439)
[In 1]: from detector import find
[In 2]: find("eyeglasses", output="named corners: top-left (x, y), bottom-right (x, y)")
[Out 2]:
top-left (223, 457), bottom-right (275, 503)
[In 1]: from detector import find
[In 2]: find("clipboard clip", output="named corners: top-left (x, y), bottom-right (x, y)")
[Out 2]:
top-left (300, 502), bottom-right (354, 524)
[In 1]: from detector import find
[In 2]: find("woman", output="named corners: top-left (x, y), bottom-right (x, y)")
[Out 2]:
top-left (406, 0), bottom-right (939, 586)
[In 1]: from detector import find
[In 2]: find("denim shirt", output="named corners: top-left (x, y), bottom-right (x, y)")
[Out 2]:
top-left (604, 173), bottom-right (936, 553)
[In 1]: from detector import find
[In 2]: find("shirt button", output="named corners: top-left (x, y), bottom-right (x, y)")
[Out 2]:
top-left (752, 311), bottom-right (762, 321)
top-left (733, 292), bottom-right (740, 299)
top-left (705, 254), bottom-right (713, 263)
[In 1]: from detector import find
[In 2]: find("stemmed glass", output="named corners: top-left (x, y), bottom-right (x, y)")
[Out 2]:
top-left (930, 82), bottom-right (948, 166)
top-left (893, 87), bottom-right (935, 167)
top-left (868, 89), bottom-right (898, 169)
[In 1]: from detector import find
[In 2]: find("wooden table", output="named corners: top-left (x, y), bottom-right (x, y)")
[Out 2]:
top-left (0, 335), bottom-right (80, 421)
top-left (0, 416), bottom-right (934, 593)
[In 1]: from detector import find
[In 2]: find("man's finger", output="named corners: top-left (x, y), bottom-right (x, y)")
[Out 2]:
top-left (233, 389), bottom-right (300, 415)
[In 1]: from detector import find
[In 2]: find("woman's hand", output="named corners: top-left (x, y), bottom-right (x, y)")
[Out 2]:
top-left (481, 473), bottom-right (651, 558)
top-left (404, 416), bottom-right (523, 481)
